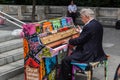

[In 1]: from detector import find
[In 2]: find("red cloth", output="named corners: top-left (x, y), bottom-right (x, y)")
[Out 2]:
top-left (25, 58), bottom-right (39, 68)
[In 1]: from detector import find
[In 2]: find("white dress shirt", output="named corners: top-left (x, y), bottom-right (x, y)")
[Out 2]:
top-left (68, 4), bottom-right (77, 13)
top-left (80, 18), bottom-right (94, 33)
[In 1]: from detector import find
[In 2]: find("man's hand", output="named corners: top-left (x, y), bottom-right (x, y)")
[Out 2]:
top-left (62, 38), bottom-right (70, 44)
top-left (74, 25), bottom-right (82, 33)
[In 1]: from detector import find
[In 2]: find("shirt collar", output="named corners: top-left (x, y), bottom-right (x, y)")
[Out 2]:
top-left (84, 18), bottom-right (94, 26)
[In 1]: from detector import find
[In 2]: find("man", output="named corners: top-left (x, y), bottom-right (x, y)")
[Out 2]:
top-left (68, 0), bottom-right (77, 24)
top-left (59, 8), bottom-right (107, 80)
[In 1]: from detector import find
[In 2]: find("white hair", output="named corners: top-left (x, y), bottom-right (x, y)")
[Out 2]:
top-left (80, 8), bottom-right (95, 18)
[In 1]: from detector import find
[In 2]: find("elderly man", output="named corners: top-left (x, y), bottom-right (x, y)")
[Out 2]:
top-left (58, 8), bottom-right (107, 80)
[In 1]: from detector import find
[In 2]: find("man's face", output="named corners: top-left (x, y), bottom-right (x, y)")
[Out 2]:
top-left (80, 15), bottom-right (88, 24)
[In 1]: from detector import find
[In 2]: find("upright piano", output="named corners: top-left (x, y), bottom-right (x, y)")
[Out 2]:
top-left (23, 17), bottom-right (79, 80)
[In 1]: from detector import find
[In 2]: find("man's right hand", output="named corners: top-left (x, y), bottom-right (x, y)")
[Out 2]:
top-left (74, 25), bottom-right (82, 33)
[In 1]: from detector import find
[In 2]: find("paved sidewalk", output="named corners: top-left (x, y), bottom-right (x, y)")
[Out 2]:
top-left (8, 74), bottom-right (24, 80)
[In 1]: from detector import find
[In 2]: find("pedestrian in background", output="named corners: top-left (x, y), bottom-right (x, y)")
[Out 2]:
top-left (67, 0), bottom-right (77, 25)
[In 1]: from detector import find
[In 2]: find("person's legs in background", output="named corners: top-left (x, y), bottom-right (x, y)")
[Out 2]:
top-left (67, 12), bottom-right (76, 25)
top-left (72, 13), bottom-right (76, 25)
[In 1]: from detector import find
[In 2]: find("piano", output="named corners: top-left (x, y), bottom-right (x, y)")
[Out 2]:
top-left (23, 17), bottom-right (79, 80)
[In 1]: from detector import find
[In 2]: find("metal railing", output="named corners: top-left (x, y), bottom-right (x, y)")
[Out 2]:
top-left (0, 11), bottom-right (25, 28)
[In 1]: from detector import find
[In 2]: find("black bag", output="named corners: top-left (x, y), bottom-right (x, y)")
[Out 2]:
top-left (115, 20), bottom-right (120, 29)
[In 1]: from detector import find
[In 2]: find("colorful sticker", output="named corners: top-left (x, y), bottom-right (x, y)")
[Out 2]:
top-left (40, 59), bottom-right (46, 80)
top-left (38, 47), bottom-right (53, 59)
top-left (50, 19), bottom-right (61, 30)
top-left (23, 23), bottom-right (36, 36)
top-left (35, 23), bottom-right (41, 34)
top-left (61, 18), bottom-right (67, 27)
top-left (23, 38), bottom-right (29, 58)
top-left (28, 36), bottom-right (44, 54)
top-left (42, 22), bottom-right (53, 32)
top-left (25, 66), bottom-right (39, 80)
top-left (66, 17), bottom-right (74, 26)
top-left (45, 56), bottom-right (57, 74)
top-left (48, 69), bottom-right (56, 80)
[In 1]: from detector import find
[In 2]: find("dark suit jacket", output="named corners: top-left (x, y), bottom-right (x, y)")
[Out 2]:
top-left (69, 19), bottom-right (107, 63)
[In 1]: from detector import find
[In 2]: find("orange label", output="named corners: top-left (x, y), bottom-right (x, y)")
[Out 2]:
top-left (23, 38), bottom-right (29, 58)
top-left (43, 22), bottom-right (53, 32)
top-left (40, 59), bottom-right (45, 80)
